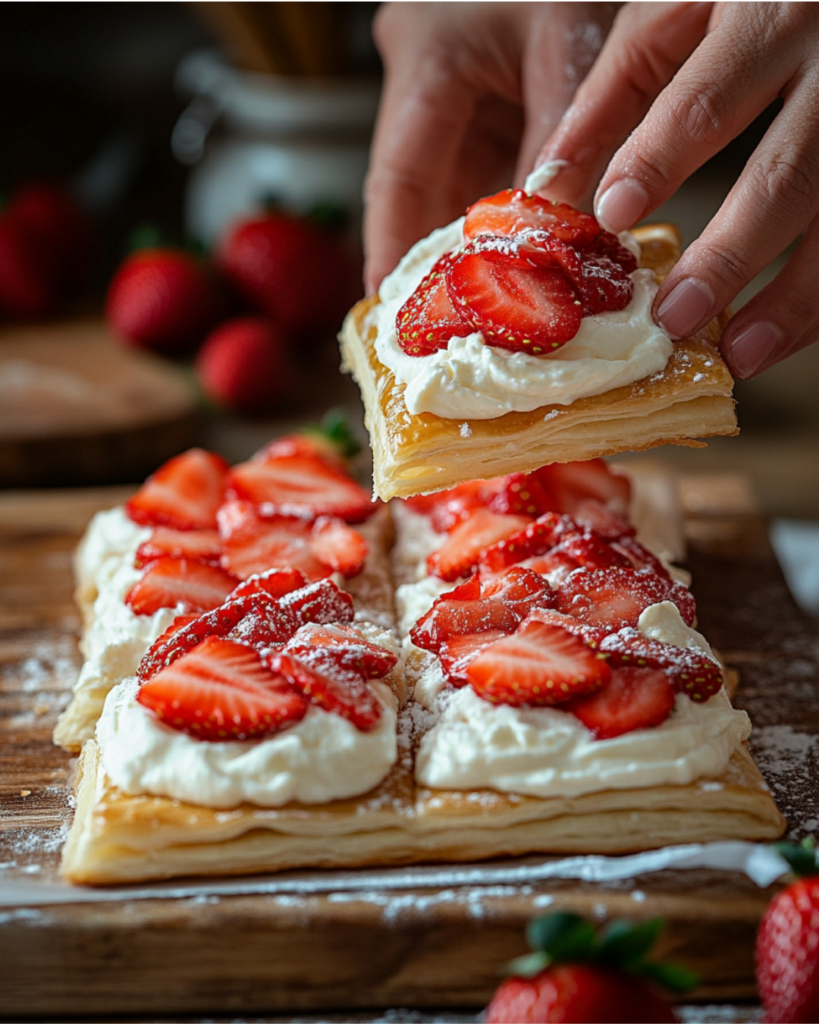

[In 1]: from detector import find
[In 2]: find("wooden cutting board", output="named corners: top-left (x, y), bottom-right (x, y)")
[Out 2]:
top-left (0, 318), bottom-right (200, 486)
top-left (1, 476), bottom-right (818, 1018)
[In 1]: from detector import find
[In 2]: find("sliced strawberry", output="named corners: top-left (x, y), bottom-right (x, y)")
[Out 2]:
top-left (269, 650), bottom-right (382, 730)
top-left (226, 599), bottom-right (300, 653)
top-left (467, 621), bottom-right (611, 707)
top-left (309, 516), bottom-right (368, 577)
top-left (428, 479), bottom-right (501, 533)
top-left (557, 568), bottom-right (696, 629)
top-left (438, 630), bottom-right (508, 686)
top-left (410, 575), bottom-right (518, 653)
top-left (427, 508), bottom-right (533, 582)
top-left (609, 534), bottom-right (671, 579)
top-left (463, 189), bottom-right (600, 246)
top-left (251, 433), bottom-right (347, 471)
top-left (479, 565), bottom-right (557, 618)
top-left (227, 567), bottom-right (307, 601)
top-left (522, 607), bottom-right (610, 649)
top-left (396, 252), bottom-right (473, 356)
top-left (228, 452), bottom-right (374, 523)
top-left (599, 628), bottom-right (723, 702)
top-left (536, 460), bottom-right (631, 516)
top-left (126, 448), bottom-right (229, 530)
top-left (522, 232), bottom-right (633, 315)
top-left (218, 500), bottom-right (330, 582)
top-left (479, 512), bottom-right (574, 574)
top-left (280, 578), bottom-right (355, 626)
top-left (589, 230), bottom-right (638, 274)
top-left (283, 623), bottom-right (397, 679)
top-left (572, 500), bottom-right (635, 541)
top-left (566, 666), bottom-right (676, 739)
top-left (487, 472), bottom-right (557, 518)
top-left (447, 247), bottom-right (583, 354)
top-left (136, 597), bottom-right (273, 681)
top-left (135, 527), bottom-right (223, 569)
top-left (559, 531), bottom-right (631, 571)
top-left (138, 636), bottom-right (307, 741)
top-left (517, 550), bottom-right (579, 586)
top-left (125, 557), bottom-right (238, 616)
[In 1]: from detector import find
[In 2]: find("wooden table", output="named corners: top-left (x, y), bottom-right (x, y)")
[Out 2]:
top-left (1, 476), bottom-right (817, 1019)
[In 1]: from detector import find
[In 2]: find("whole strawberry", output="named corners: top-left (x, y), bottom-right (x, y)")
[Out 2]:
top-left (0, 218), bottom-right (59, 319)
top-left (195, 315), bottom-right (295, 413)
top-left (6, 182), bottom-right (93, 291)
top-left (106, 247), bottom-right (222, 354)
top-left (485, 912), bottom-right (695, 1024)
top-left (756, 841), bottom-right (819, 1023)
top-left (219, 212), bottom-right (353, 337)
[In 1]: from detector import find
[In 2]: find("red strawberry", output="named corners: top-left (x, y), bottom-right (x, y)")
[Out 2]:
top-left (309, 516), bottom-right (368, 577)
top-left (566, 665), bottom-right (676, 738)
top-left (438, 630), bottom-right (509, 686)
top-left (479, 512), bottom-right (574, 574)
top-left (427, 508), bottom-right (533, 581)
top-left (396, 252), bottom-right (473, 356)
top-left (196, 316), bottom-right (296, 414)
top-left (467, 620), bottom-right (611, 707)
top-left (559, 530), bottom-right (631, 571)
top-left (279, 578), bottom-right (355, 626)
top-left (228, 567), bottom-right (307, 601)
top-left (226, 598), bottom-right (300, 652)
top-left (516, 550), bottom-right (580, 586)
top-left (599, 629), bottom-right (723, 702)
top-left (486, 962), bottom-right (676, 1024)
top-left (572, 500), bottom-right (635, 540)
top-left (610, 533), bottom-right (671, 579)
top-left (138, 636), bottom-right (307, 740)
top-left (218, 501), bottom-right (330, 582)
top-left (125, 557), bottom-right (238, 616)
top-left (427, 479), bottom-right (501, 533)
top-left (283, 623), bottom-right (397, 679)
top-left (219, 212), bottom-right (352, 336)
top-left (557, 567), bottom-right (696, 630)
top-left (522, 231), bottom-right (634, 315)
top-left (269, 650), bottom-right (382, 730)
top-left (228, 451), bottom-right (374, 523)
top-left (464, 189), bottom-right (600, 246)
top-left (756, 849), bottom-right (819, 1024)
top-left (106, 248), bottom-right (222, 354)
top-left (523, 607), bottom-right (610, 649)
top-left (591, 230), bottom-right (638, 274)
top-left (135, 527), bottom-right (222, 569)
top-left (254, 432), bottom-right (348, 471)
top-left (479, 565), bottom-right (557, 618)
top-left (126, 448), bottom-right (229, 531)
top-left (410, 575), bottom-right (518, 653)
top-left (7, 182), bottom-right (93, 292)
top-left (0, 217), bottom-right (60, 318)
top-left (447, 246), bottom-right (582, 354)
top-left (488, 472), bottom-right (557, 518)
top-left (537, 460), bottom-right (631, 515)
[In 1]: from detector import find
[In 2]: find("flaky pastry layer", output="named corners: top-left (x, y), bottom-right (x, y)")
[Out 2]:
top-left (339, 224), bottom-right (738, 501)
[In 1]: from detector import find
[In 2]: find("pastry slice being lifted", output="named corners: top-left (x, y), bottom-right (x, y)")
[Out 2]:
top-left (340, 189), bottom-right (737, 501)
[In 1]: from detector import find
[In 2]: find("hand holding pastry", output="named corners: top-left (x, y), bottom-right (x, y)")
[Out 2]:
top-left (534, 2), bottom-right (819, 379)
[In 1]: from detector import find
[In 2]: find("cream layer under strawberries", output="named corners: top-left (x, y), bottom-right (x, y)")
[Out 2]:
top-left (371, 218), bottom-right (673, 419)
top-left (96, 623), bottom-right (401, 808)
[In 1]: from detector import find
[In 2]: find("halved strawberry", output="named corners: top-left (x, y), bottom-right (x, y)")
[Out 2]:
top-left (438, 630), bottom-right (508, 686)
top-left (227, 452), bottom-right (374, 523)
top-left (463, 189), bottom-right (600, 246)
top-left (410, 575), bottom-right (518, 653)
top-left (487, 472), bottom-right (557, 518)
top-left (557, 568), bottom-right (696, 629)
top-left (125, 557), bottom-right (238, 616)
top-left (269, 651), bottom-right (382, 730)
top-left (126, 448), bottom-right (229, 530)
top-left (227, 567), bottom-right (307, 601)
top-left (396, 252), bottom-right (473, 356)
top-left (467, 621), bottom-right (611, 707)
top-left (218, 500), bottom-right (330, 582)
top-left (536, 460), bottom-right (631, 515)
top-left (280, 579), bottom-right (355, 626)
top-left (566, 666), bottom-right (676, 739)
top-left (599, 628), bottom-right (723, 702)
top-left (447, 247), bottom-right (582, 354)
top-left (479, 512), bottom-right (574, 574)
top-left (138, 636), bottom-right (307, 740)
top-left (283, 623), bottom-right (397, 679)
top-left (309, 516), bottom-right (368, 577)
top-left (134, 527), bottom-right (223, 569)
top-left (427, 508), bottom-right (533, 582)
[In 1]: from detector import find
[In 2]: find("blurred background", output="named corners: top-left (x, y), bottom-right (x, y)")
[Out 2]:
top-left (0, 1), bottom-right (816, 537)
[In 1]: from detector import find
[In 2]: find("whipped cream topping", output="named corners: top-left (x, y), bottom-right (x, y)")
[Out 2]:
top-left (372, 218), bottom-right (672, 420)
top-left (76, 507), bottom-right (149, 593)
top-left (97, 625), bottom-right (400, 808)
top-left (414, 601), bottom-right (750, 798)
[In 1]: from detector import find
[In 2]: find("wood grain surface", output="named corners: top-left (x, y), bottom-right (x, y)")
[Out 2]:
top-left (0, 478), bottom-right (818, 1018)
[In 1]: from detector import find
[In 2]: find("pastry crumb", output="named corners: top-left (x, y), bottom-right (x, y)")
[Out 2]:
top-left (20, 790), bottom-right (31, 797)
top-left (459, 422), bottom-right (472, 438)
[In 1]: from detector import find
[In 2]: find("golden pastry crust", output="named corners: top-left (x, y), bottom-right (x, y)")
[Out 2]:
top-left (339, 224), bottom-right (738, 501)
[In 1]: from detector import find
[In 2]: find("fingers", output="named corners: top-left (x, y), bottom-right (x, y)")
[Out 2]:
top-left (529, 2), bottom-right (713, 208)
top-left (720, 215), bottom-right (819, 379)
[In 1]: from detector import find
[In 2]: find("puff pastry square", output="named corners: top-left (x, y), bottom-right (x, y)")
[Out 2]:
top-left (339, 225), bottom-right (738, 501)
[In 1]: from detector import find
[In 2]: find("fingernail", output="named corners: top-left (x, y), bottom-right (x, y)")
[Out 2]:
top-left (726, 321), bottom-right (783, 379)
top-left (656, 278), bottom-right (715, 340)
top-left (594, 178), bottom-right (649, 232)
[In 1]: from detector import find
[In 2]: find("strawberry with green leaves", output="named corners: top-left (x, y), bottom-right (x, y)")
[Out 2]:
top-left (486, 912), bottom-right (695, 1023)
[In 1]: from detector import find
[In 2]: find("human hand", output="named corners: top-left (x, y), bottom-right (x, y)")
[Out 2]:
top-left (532, 2), bottom-right (819, 379)
top-left (363, 2), bottom-right (619, 295)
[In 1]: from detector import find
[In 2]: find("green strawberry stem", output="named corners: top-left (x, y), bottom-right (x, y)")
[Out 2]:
top-left (304, 409), bottom-right (361, 460)
top-left (775, 838), bottom-right (819, 877)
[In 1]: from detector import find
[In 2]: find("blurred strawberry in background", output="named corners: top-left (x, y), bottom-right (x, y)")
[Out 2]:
top-left (106, 247), bottom-right (223, 355)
